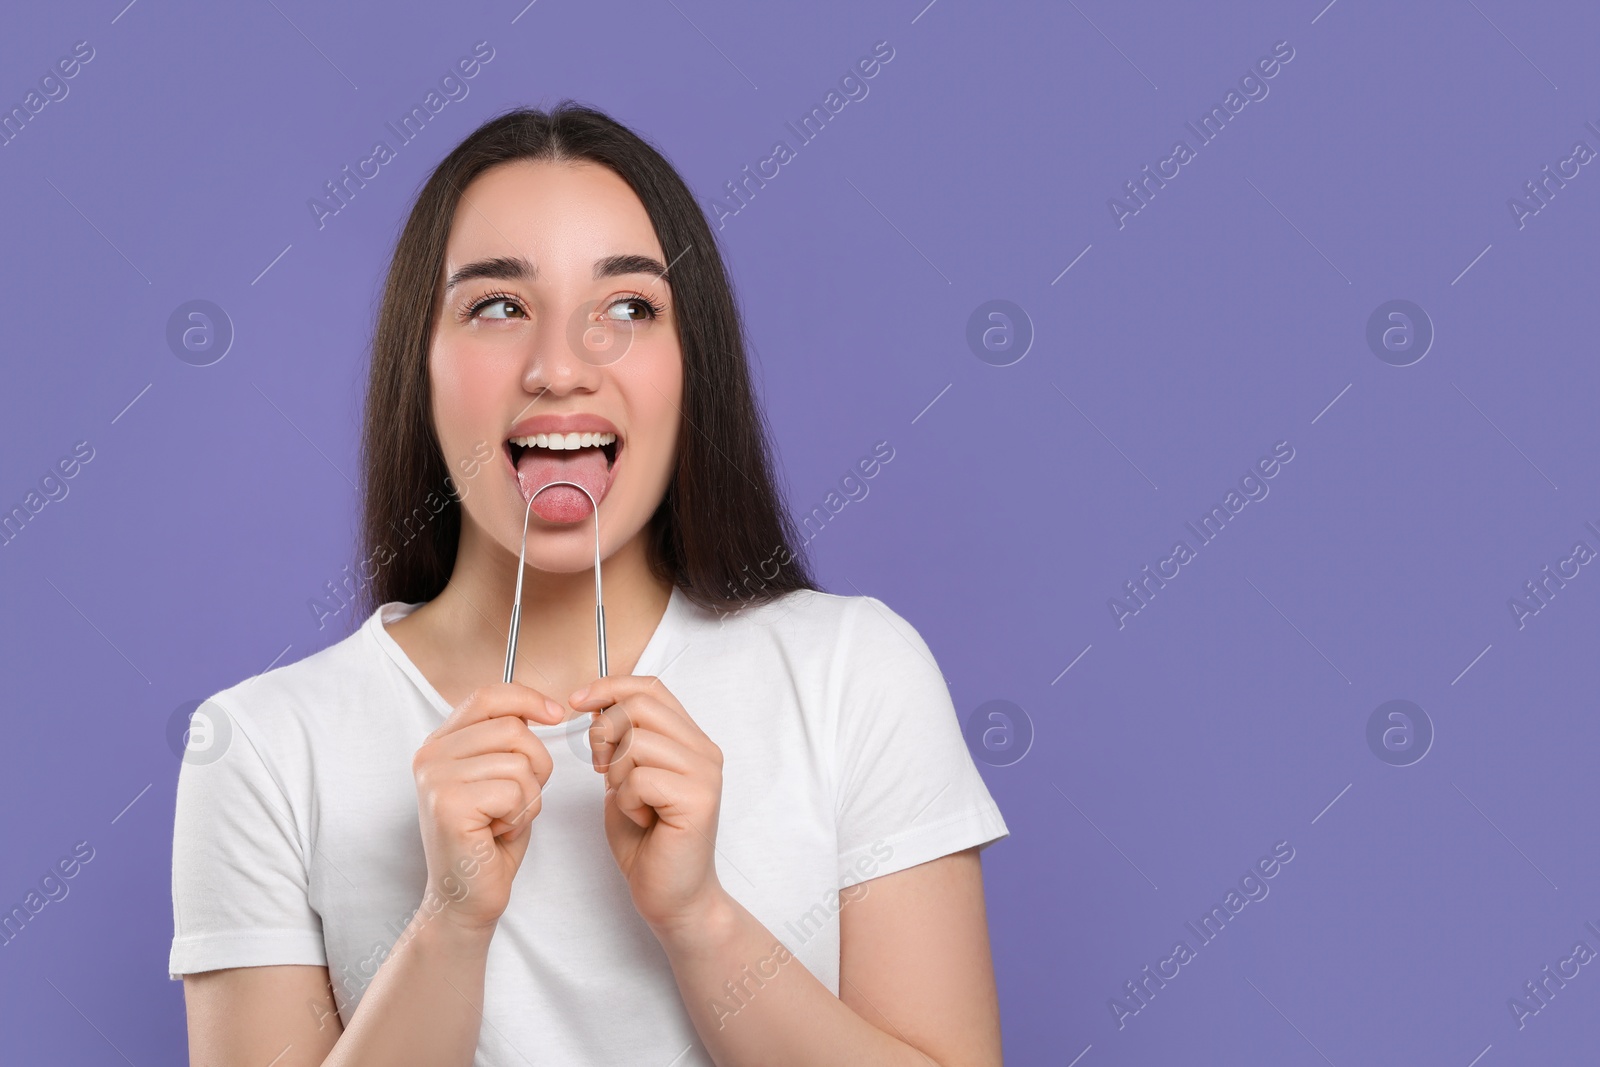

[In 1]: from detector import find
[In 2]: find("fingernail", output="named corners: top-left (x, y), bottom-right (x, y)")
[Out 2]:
top-left (544, 697), bottom-right (564, 719)
top-left (570, 685), bottom-right (590, 704)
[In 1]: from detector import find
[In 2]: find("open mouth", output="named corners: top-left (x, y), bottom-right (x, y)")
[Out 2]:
top-left (506, 431), bottom-right (620, 523)
top-left (505, 432), bottom-right (619, 470)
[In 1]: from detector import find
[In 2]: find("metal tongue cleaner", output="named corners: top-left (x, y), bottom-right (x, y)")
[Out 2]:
top-left (502, 480), bottom-right (608, 686)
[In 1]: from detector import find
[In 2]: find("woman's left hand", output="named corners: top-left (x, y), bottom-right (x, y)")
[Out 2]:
top-left (569, 676), bottom-right (728, 935)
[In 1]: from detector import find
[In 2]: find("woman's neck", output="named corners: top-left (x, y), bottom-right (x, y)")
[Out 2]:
top-left (385, 514), bottom-right (674, 718)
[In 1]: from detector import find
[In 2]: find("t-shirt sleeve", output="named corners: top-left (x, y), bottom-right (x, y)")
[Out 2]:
top-left (831, 596), bottom-right (1009, 885)
top-left (168, 696), bottom-right (327, 979)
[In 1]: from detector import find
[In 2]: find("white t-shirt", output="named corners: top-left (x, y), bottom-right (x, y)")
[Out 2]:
top-left (169, 584), bottom-right (1009, 1065)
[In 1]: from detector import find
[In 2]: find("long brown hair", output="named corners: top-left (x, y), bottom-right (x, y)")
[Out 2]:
top-left (357, 102), bottom-right (817, 618)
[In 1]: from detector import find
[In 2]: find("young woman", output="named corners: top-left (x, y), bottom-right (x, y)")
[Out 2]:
top-left (170, 103), bottom-right (1009, 1066)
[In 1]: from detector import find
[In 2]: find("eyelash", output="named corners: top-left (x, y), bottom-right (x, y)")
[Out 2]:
top-left (457, 290), bottom-right (666, 323)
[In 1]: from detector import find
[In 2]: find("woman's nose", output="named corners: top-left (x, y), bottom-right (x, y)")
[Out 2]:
top-left (520, 300), bottom-right (610, 394)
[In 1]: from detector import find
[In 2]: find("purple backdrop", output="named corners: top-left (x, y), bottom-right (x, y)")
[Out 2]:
top-left (2, 0), bottom-right (1597, 1063)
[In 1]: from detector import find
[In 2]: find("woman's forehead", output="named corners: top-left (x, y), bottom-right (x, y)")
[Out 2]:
top-left (446, 160), bottom-right (663, 267)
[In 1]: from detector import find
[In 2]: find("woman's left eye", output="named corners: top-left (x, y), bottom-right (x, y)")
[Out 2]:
top-left (475, 298), bottom-right (525, 320)
top-left (604, 296), bottom-right (662, 322)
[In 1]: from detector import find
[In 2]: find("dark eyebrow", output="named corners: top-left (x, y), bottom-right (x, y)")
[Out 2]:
top-left (444, 252), bottom-right (671, 292)
top-left (594, 253), bottom-right (670, 284)
top-left (444, 255), bottom-right (535, 292)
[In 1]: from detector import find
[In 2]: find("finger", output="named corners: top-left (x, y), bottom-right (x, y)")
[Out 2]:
top-left (610, 766), bottom-right (696, 829)
top-left (599, 728), bottom-right (702, 791)
top-left (569, 676), bottom-right (701, 738)
top-left (584, 688), bottom-right (711, 757)
top-left (448, 751), bottom-right (543, 788)
top-left (439, 778), bottom-right (541, 836)
top-left (587, 701), bottom-right (635, 771)
top-left (431, 717), bottom-right (555, 785)
top-left (426, 682), bottom-right (566, 742)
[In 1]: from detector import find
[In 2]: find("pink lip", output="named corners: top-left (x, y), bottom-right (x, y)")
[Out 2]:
top-left (506, 413), bottom-right (622, 439)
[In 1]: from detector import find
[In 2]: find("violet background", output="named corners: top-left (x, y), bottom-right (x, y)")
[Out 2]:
top-left (2, 1), bottom-right (1597, 1063)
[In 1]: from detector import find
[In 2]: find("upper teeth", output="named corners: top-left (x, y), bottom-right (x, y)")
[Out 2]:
top-left (509, 432), bottom-right (617, 450)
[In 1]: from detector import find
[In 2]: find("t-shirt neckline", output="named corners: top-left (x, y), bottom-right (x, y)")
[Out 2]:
top-left (365, 583), bottom-right (687, 737)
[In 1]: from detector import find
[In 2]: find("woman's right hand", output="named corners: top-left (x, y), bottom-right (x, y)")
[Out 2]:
top-left (411, 682), bottom-right (567, 933)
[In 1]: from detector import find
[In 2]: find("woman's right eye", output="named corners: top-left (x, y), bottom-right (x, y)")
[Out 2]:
top-left (469, 295), bottom-right (526, 320)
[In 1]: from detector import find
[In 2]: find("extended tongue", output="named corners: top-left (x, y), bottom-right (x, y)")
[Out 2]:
top-left (515, 447), bottom-right (609, 523)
